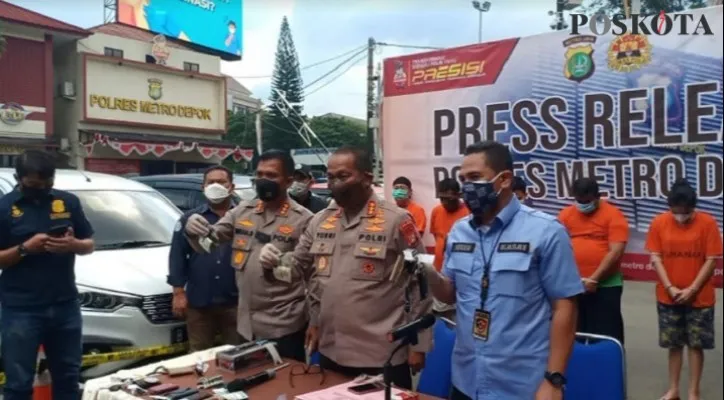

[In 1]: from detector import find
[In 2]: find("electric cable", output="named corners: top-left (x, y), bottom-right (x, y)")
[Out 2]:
top-left (229, 44), bottom-right (368, 79)
top-left (302, 47), bottom-right (368, 90)
top-left (305, 53), bottom-right (367, 97)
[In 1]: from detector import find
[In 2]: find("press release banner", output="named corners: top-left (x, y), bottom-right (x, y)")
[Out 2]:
top-left (382, 7), bottom-right (723, 287)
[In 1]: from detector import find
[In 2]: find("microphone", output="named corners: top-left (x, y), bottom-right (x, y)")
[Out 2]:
top-left (386, 314), bottom-right (436, 343)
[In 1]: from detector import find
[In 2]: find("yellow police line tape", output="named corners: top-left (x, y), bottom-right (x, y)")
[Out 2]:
top-left (0, 342), bottom-right (189, 386)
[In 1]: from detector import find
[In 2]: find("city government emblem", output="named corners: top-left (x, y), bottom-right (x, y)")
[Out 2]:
top-left (148, 78), bottom-right (163, 101)
top-left (608, 34), bottom-right (652, 73)
top-left (563, 35), bottom-right (597, 83)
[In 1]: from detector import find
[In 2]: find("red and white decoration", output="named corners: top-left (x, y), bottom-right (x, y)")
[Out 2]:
top-left (83, 133), bottom-right (254, 162)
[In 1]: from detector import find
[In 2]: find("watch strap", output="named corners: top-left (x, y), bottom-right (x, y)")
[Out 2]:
top-left (544, 371), bottom-right (566, 387)
top-left (17, 244), bottom-right (27, 257)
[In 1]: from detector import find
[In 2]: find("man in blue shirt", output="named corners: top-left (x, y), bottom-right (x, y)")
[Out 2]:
top-left (168, 166), bottom-right (239, 352)
top-left (425, 141), bottom-right (583, 400)
top-left (0, 150), bottom-right (95, 400)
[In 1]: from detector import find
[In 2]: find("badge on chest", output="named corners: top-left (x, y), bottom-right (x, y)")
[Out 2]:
top-left (473, 309), bottom-right (491, 341)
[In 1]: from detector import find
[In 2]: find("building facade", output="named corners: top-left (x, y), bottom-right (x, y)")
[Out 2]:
top-left (53, 23), bottom-right (251, 175)
top-left (0, 1), bottom-right (88, 167)
top-left (226, 75), bottom-right (262, 115)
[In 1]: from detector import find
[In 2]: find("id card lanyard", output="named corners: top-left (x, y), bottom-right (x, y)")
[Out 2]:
top-left (473, 227), bottom-right (505, 341)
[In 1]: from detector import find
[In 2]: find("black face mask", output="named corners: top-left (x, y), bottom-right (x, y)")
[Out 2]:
top-left (330, 180), bottom-right (365, 207)
top-left (255, 179), bottom-right (281, 202)
top-left (21, 185), bottom-right (52, 200)
top-left (441, 199), bottom-right (460, 212)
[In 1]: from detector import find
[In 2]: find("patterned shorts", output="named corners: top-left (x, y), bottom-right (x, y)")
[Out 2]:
top-left (657, 303), bottom-right (715, 350)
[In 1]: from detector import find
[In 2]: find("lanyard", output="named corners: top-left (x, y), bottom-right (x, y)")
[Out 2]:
top-left (478, 228), bottom-right (505, 310)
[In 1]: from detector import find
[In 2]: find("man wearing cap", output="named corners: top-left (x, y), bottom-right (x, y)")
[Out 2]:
top-left (289, 164), bottom-right (328, 214)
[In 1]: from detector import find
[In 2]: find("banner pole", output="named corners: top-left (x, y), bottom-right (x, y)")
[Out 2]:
top-left (623, 0), bottom-right (631, 19)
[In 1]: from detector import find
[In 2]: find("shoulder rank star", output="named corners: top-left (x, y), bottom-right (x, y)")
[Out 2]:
top-left (366, 201), bottom-right (377, 217)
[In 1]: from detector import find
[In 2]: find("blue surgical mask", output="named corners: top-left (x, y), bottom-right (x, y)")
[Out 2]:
top-left (462, 173), bottom-right (502, 216)
top-left (576, 201), bottom-right (597, 214)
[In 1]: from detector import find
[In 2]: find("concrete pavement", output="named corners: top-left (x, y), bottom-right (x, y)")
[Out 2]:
top-left (623, 281), bottom-right (722, 400)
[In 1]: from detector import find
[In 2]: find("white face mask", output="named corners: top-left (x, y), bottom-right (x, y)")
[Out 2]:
top-left (673, 213), bottom-right (693, 224)
top-left (204, 183), bottom-right (230, 204)
top-left (288, 181), bottom-right (309, 198)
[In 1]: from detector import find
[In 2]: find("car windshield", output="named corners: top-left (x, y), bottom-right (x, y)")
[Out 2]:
top-left (72, 190), bottom-right (180, 250)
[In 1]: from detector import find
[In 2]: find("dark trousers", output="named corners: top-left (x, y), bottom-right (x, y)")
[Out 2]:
top-left (319, 353), bottom-right (412, 390)
top-left (186, 305), bottom-right (239, 352)
top-left (244, 327), bottom-right (307, 363)
top-left (450, 386), bottom-right (472, 400)
top-left (577, 286), bottom-right (625, 345)
top-left (1, 300), bottom-right (82, 400)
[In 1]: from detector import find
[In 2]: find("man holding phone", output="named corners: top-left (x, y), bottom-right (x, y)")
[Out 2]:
top-left (0, 150), bottom-right (95, 400)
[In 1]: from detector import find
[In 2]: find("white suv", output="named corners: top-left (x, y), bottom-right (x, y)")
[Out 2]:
top-left (0, 169), bottom-right (185, 378)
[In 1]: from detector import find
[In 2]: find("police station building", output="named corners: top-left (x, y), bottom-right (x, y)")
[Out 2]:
top-left (53, 23), bottom-right (250, 175)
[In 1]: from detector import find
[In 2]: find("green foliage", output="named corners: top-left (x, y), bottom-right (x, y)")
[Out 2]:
top-left (581, 0), bottom-right (708, 16)
top-left (308, 116), bottom-right (366, 148)
top-left (266, 16), bottom-right (306, 151)
top-left (0, 33), bottom-right (6, 59)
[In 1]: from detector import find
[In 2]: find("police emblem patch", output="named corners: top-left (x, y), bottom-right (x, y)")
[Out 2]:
top-left (399, 219), bottom-right (418, 247)
top-left (11, 205), bottom-right (22, 218)
top-left (233, 251), bottom-right (246, 265)
top-left (362, 263), bottom-right (375, 274)
top-left (317, 256), bottom-right (328, 271)
top-left (563, 35), bottom-right (596, 83)
top-left (51, 199), bottom-right (65, 213)
top-left (608, 34), bottom-right (652, 73)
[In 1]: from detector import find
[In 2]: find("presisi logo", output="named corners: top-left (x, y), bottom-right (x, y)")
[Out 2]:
top-left (411, 61), bottom-right (486, 84)
top-left (570, 11), bottom-right (714, 36)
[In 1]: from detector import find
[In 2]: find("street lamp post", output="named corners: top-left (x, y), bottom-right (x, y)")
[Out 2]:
top-left (472, 1), bottom-right (491, 43)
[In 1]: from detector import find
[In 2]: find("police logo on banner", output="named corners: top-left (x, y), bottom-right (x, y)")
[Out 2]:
top-left (563, 35), bottom-right (597, 83)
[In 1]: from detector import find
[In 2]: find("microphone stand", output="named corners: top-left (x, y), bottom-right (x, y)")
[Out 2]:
top-left (384, 334), bottom-right (418, 400)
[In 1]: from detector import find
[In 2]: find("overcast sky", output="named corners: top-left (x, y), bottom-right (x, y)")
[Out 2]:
top-left (8, 0), bottom-right (560, 118)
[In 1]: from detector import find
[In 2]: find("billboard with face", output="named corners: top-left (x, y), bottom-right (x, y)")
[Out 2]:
top-left (118, 0), bottom-right (242, 59)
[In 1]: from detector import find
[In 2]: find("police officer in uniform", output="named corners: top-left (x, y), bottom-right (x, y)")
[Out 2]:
top-left (184, 150), bottom-right (313, 361)
top-left (0, 150), bottom-right (95, 400)
top-left (424, 141), bottom-right (582, 400)
top-left (272, 146), bottom-right (432, 389)
top-left (168, 166), bottom-right (239, 352)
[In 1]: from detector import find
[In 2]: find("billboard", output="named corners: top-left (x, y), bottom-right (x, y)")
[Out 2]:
top-left (118, 0), bottom-right (242, 58)
top-left (382, 7), bottom-right (723, 287)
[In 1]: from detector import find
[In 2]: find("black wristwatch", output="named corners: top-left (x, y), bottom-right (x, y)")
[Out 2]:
top-left (544, 371), bottom-right (566, 388)
top-left (17, 243), bottom-right (28, 257)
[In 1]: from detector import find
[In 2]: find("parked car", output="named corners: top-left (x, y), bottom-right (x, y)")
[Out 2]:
top-left (0, 169), bottom-right (185, 378)
top-left (131, 174), bottom-right (254, 212)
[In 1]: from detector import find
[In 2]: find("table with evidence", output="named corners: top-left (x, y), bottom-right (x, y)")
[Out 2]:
top-left (81, 345), bottom-right (443, 400)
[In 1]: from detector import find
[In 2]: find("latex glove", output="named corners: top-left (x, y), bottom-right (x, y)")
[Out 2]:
top-left (185, 214), bottom-right (210, 237)
top-left (259, 243), bottom-right (283, 269)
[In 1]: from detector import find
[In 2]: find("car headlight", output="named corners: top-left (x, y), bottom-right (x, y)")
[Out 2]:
top-left (77, 286), bottom-right (142, 311)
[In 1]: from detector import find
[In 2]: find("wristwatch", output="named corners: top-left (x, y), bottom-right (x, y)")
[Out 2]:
top-left (544, 371), bottom-right (566, 388)
top-left (17, 243), bottom-right (28, 258)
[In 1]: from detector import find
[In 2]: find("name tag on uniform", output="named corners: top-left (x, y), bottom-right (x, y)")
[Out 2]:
top-left (498, 242), bottom-right (530, 253)
top-left (451, 242), bottom-right (475, 253)
top-left (255, 231), bottom-right (271, 244)
top-left (473, 309), bottom-right (491, 341)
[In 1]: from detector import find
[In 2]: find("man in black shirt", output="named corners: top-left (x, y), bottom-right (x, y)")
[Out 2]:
top-left (0, 150), bottom-right (95, 400)
top-left (288, 164), bottom-right (327, 213)
top-left (168, 166), bottom-right (239, 351)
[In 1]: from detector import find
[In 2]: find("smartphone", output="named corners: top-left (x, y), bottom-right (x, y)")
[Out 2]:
top-left (48, 225), bottom-right (69, 237)
top-left (348, 382), bottom-right (383, 395)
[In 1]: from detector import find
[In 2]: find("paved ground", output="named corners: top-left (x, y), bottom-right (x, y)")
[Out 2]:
top-left (623, 282), bottom-right (722, 400)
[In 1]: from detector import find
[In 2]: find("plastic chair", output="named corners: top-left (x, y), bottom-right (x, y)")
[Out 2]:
top-left (565, 333), bottom-right (626, 400)
top-left (417, 317), bottom-right (456, 398)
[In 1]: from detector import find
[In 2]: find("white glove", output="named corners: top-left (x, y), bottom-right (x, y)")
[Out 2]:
top-left (259, 243), bottom-right (283, 269)
top-left (273, 266), bottom-right (293, 283)
top-left (185, 214), bottom-right (211, 237)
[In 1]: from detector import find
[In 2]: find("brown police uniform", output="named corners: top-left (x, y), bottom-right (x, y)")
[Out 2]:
top-left (293, 192), bottom-right (433, 384)
top-left (215, 198), bottom-right (313, 361)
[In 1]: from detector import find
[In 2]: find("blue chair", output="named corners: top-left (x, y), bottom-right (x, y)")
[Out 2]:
top-left (565, 333), bottom-right (626, 400)
top-left (417, 317), bottom-right (456, 398)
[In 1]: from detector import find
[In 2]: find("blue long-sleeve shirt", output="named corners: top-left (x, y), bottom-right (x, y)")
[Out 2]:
top-left (167, 204), bottom-right (237, 309)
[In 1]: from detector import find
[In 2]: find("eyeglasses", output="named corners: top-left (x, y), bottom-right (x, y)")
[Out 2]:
top-left (288, 363), bottom-right (325, 388)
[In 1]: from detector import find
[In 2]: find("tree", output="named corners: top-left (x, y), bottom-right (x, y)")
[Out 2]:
top-left (581, 0), bottom-right (707, 16)
top-left (0, 34), bottom-right (6, 60)
top-left (308, 116), bottom-right (367, 148)
top-left (223, 110), bottom-right (257, 173)
top-left (266, 16), bottom-right (306, 151)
